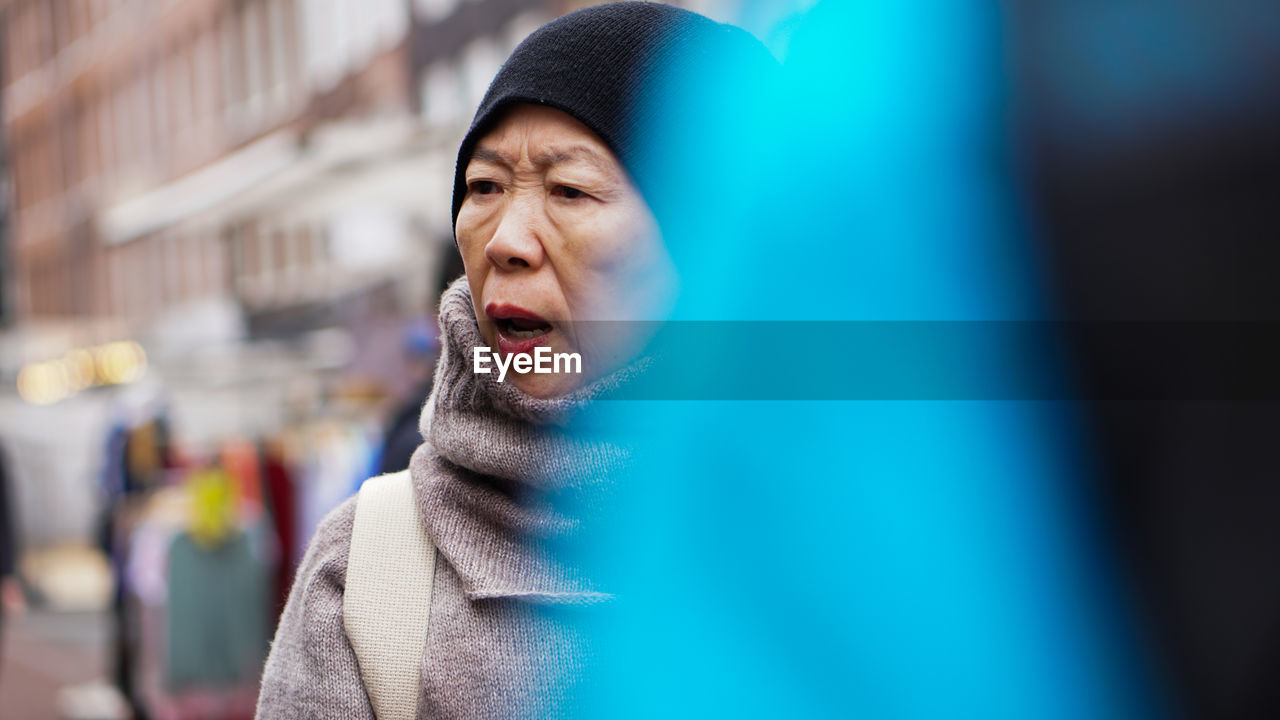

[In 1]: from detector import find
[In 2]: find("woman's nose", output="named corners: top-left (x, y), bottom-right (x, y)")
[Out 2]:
top-left (484, 198), bottom-right (546, 271)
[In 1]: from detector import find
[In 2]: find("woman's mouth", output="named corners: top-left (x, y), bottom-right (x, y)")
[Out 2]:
top-left (497, 316), bottom-right (551, 338)
top-left (486, 303), bottom-right (554, 357)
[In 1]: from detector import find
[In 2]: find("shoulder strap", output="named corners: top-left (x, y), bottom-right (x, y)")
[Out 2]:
top-left (344, 470), bottom-right (437, 720)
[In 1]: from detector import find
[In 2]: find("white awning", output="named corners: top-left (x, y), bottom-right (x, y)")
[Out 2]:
top-left (99, 118), bottom-right (463, 245)
top-left (100, 129), bottom-right (299, 245)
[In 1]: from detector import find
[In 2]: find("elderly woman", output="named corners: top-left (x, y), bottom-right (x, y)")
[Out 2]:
top-left (256, 3), bottom-right (771, 718)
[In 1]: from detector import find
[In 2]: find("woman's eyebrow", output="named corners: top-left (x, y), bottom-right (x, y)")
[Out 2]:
top-left (470, 147), bottom-right (514, 168)
top-left (470, 144), bottom-right (614, 172)
top-left (533, 145), bottom-right (612, 171)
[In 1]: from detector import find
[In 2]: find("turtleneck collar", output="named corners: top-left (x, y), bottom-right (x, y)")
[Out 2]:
top-left (408, 276), bottom-right (638, 603)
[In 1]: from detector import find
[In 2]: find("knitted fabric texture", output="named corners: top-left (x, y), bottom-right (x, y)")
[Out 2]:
top-left (449, 1), bottom-right (750, 229)
top-left (257, 277), bottom-right (635, 719)
top-left (412, 276), bottom-right (638, 601)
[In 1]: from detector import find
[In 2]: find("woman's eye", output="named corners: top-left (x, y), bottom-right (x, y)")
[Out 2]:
top-left (469, 180), bottom-right (500, 195)
top-left (553, 185), bottom-right (588, 200)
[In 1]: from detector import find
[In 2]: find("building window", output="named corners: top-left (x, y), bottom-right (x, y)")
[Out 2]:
top-left (461, 37), bottom-right (502, 111)
top-left (98, 90), bottom-right (116, 184)
top-left (133, 68), bottom-right (154, 173)
top-left (3, 13), bottom-right (18, 84)
top-left (266, 0), bottom-right (291, 114)
top-left (78, 95), bottom-right (96, 186)
top-left (193, 25), bottom-right (217, 142)
top-left (152, 62), bottom-right (171, 159)
top-left (55, 0), bottom-right (70, 47)
top-left (377, 0), bottom-right (409, 48)
top-left (113, 77), bottom-right (131, 181)
top-left (172, 43), bottom-right (193, 145)
top-left (205, 231), bottom-right (224, 296)
top-left (243, 0), bottom-right (266, 125)
top-left (164, 233), bottom-right (181, 304)
top-left (220, 9), bottom-right (242, 131)
top-left (421, 59), bottom-right (463, 128)
top-left (414, 0), bottom-right (458, 24)
top-left (299, 0), bottom-right (344, 93)
top-left (148, 236), bottom-right (164, 315)
top-left (36, 0), bottom-right (54, 68)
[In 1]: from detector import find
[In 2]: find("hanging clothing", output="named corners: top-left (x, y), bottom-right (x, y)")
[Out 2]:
top-left (166, 530), bottom-right (267, 690)
top-left (260, 442), bottom-right (298, 622)
top-left (293, 423), bottom-right (376, 566)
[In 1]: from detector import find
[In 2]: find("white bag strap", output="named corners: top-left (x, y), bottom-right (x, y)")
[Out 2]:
top-left (344, 470), bottom-right (437, 720)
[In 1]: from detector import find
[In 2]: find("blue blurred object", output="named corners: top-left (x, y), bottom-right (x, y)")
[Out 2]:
top-left (562, 1), bottom-right (1159, 717)
top-left (402, 317), bottom-right (440, 357)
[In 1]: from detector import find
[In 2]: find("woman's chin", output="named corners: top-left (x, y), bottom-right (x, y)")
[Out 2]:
top-left (508, 370), bottom-right (583, 399)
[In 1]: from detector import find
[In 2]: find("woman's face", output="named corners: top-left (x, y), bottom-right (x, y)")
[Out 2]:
top-left (456, 104), bottom-right (672, 398)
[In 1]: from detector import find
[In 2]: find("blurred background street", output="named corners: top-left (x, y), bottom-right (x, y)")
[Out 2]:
top-left (1, 608), bottom-right (112, 718)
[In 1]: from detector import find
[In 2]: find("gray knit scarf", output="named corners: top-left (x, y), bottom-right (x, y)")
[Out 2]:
top-left (408, 276), bottom-right (641, 603)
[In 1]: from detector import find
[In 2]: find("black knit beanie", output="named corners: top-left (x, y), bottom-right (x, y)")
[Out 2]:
top-left (450, 1), bottom-right (774, 234)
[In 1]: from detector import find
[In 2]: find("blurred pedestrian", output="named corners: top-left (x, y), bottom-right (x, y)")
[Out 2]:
top-left (375, 319), bottom-right (439, 476)
top-left (0, 445), bottom-right (23, 664)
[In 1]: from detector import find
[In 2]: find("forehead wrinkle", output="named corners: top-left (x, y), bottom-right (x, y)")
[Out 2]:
top-left (531, 144), bottom-right (613, 172)
top-left (470, 139), bottom-right (617, 177)
top-left (470, 147), bottom-right (515, 169)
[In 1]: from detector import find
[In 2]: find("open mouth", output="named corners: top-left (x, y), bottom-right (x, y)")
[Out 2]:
top-left (485, 303), bottom-right (555, 357)
top-left (494, 315), bottom-right (552, 339)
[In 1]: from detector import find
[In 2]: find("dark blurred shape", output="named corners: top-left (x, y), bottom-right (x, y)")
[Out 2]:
top-left (376, 319), bottom-right (438, 476)
top-left (260, 440), bottom-right (296, 624)
top-left (377, 383), bottom-right (432, 475)
top-left (1015, 1), bottom-right (1280, 716)
top-left (0, 446), bottom-right (13, 580)
top-left (377, 249), bottom-right (457, 476)
top-left (98, 412), bottom-right (172, 720)
top-left (0, 444), bottom-right (16, 662)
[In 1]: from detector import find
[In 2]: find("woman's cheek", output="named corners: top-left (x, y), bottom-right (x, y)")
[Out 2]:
top-left (455, 205), bottom-right (493, 254)
top-left (581, 218), bottom-right (644, 277)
